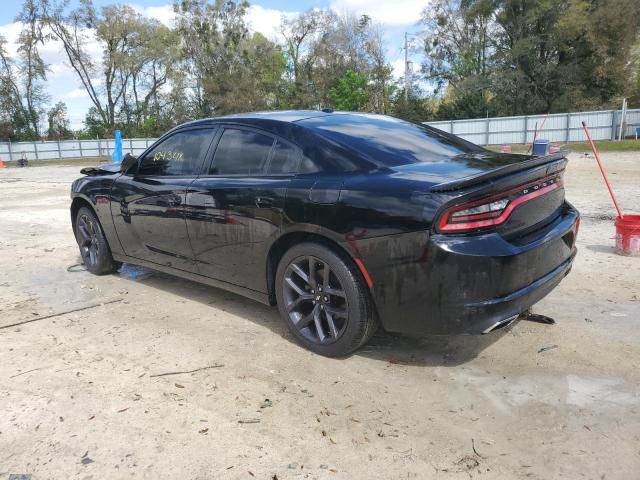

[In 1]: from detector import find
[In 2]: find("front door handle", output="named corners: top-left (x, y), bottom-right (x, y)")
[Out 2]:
top-left (255, 196), bottom-right (274, 208)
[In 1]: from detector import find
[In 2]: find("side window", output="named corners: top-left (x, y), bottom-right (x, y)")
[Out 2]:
top-left (138, 129), bottom-right (214, 176)
top-left (267, 139), bottom-right (299, 174)
top-left (210, 128), bottom-right (274, 175)
top-left (298, 155), bottom-right (321, 174)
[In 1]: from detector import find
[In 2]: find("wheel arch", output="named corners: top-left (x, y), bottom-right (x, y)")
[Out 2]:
top-left (265, 230), bottom-right (366, 306)
top-left (70, 196), bottom-right (95, 238)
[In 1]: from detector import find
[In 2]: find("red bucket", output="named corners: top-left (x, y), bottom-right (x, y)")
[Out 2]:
top-left (615, 215), bottom-right (640, 256)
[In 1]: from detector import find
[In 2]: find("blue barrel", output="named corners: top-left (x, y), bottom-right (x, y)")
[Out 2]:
top-left (111, 129), bottom-right (123, 163)
top-left (532, 139), bottom-right (550, 156)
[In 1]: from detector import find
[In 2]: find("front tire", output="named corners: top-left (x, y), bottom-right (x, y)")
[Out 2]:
top-left (275, 242), bottom-right (377, 357)
top-left (75, 206), bottom-right (119, 275)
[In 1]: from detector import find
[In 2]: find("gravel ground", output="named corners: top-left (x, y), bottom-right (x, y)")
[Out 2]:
top-left (0, 152), bottom-right (639, 480)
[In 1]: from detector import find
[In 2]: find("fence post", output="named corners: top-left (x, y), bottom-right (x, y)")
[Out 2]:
top-left (485, 116), bottom-right (490, 146)
top-left (57, 140), bottom-right (62, 159)
top-left (565, 113), bottom-right (571, 143)
top-left (130, 138), bottom-right (134, 153)
top-left (611, 110), bottom-right (617, 141)
top-left (78, 140), bottom-right (83, 158)
top-left (7, 141), bottom-right (12, 161)
top-left (450, 119), bottom-right (454, 134)
top-left (523, 116), bottom-right (528, 144)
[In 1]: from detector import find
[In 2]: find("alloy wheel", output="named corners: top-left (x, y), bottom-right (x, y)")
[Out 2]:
top-left (283, 255), bottom-right (349, 345)
top-left (77, 214), bottom-right (100, 267)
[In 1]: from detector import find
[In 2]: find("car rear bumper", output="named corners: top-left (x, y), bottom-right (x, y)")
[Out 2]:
top-left (463, 250), bottom-right (575, 334)
top-left (357, 202), bottom-right (579, 336)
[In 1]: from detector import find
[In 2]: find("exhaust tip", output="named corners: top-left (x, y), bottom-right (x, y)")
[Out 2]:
top-left (482, 314), bottom-right (519, 334)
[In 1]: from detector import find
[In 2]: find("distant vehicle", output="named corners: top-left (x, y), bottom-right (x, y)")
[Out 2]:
top-left (70, 111), bottom-right (579, 356)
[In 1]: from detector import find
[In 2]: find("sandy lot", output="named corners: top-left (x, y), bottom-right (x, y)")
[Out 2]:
top-left (1, 152), bottom-right (639, 480)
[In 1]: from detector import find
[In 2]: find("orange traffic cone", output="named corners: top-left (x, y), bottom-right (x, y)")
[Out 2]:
top-left (0, 159), bottom-right (5, 168)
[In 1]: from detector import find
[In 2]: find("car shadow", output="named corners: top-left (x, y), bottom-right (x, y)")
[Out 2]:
top-left (586, 244), bottom-right (617, 254)
top-left (115, 263), bottom-right (508, 367)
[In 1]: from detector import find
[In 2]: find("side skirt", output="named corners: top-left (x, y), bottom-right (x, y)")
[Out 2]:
top-left (112, 253), bottom-right (271, 306)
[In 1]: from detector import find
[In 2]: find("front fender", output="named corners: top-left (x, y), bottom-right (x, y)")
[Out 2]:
top-left (70, 175), bottom-right (123, 255)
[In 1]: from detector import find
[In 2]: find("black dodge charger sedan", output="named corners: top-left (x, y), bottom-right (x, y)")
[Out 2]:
top-left (70, 111), bottom-right (579, 356)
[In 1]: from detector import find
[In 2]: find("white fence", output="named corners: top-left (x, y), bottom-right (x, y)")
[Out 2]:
top-left (0, 137), bottom-right (158, 162)
top-left (1, 108), bottom-right (639, 161)
top-left (424, 108), bottom-right (640, 146)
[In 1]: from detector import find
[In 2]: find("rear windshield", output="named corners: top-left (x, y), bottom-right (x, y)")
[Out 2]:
top-left (299, 113), bottom-right (484, 166)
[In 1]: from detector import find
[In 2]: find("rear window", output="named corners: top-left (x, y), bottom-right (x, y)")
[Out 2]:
top-left (210, 128), bottom-right (274, 175)
top-left (299, 114), bottom-right (483, 166)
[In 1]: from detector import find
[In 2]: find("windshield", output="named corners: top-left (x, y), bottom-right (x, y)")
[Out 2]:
top-left (299, 113), bottom-right (485, 167)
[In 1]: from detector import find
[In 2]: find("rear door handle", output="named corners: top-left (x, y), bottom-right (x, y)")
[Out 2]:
top-left (255, 196), bottom-right (274, 208)
top-left (167, 195), bottom-right (182, 207)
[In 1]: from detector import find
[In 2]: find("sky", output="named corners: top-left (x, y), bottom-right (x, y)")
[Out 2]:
top-left (0, 0), bottom-right (427, 130)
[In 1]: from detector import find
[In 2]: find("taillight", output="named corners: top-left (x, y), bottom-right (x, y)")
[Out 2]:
top-left (437, 175), bottom-right (562, 233)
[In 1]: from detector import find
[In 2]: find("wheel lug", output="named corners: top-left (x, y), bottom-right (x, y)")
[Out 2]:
top-left (323, 296), bottom-right (328, 302)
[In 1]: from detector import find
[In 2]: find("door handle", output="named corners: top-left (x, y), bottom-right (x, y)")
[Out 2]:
top-left (255, 196), bottom-right (274, 208)
top-left (167, 195), bottom-right (182, 207)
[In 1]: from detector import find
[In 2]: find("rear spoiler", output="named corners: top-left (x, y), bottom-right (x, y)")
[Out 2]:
top-left (430, 151), bottom-right (568, 192)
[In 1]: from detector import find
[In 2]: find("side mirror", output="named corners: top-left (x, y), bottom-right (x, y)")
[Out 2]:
top-left (120, 153), bottom-right (138, 174)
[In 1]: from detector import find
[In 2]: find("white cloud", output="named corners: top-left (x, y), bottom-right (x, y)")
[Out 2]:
top-left (391, 58), bottom-right (405, 80)
top-left (65, 88), bottom-right (89, 100)
top-left (329, 0), bottom-right (426, 27)
top-left (0, 22), bottom-right (22, 56)
top-left (130, 4), bottom-right (176, 27)
top-left (246, 5), bottom-right (297, 42)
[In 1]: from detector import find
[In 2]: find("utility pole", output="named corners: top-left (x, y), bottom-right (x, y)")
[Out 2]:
top-left (404, 32), bottom-right (409, 104)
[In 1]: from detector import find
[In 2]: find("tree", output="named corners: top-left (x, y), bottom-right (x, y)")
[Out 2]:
top-left (628, 39), bottom-right (640, 107)
top-left (16, 0), bottom-right (49, 137)
top-left (280, 10), bottom-right (322, 95)
top-left (362, 23), bottom-right (394, 113)
top-left (329, 70), bottom-right (369, 110)
top-left (174, 0), bottom-right (287, 116)
top-left (420, 0), bottom-right (494, 117)
top-left (47, 101), bottom-right (72, 139)
top-left (280, 10), bottom-right (395, 111)
top-left (38, 0), bottom-right (175, 134)
top-left (0, 0), bottom-right (48, 140)
top-left (419, 0), bottom-right (640, 117)
top-left (389, 86), bottom-right (434, 122)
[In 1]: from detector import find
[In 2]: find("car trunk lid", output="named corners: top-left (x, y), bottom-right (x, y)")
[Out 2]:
top-left (404, 151), bottom-right (570, 237)
top-left (390, 151), bottom-right (566, 191)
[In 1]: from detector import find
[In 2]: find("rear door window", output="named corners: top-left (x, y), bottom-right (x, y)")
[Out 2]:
top-left (210, 128), bottom-right (275, 175)
top-left (267, 139), bottom-right (299, 175)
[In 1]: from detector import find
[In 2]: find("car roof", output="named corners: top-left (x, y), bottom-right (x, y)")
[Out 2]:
top-left (179, 110), bottom-right (334, 127)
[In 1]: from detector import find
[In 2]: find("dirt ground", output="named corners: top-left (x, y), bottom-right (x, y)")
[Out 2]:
top-left (1, 151), bottom-right (639, 480)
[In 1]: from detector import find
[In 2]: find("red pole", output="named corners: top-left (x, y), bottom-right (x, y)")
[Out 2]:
top-left (581, 121), bottom-right (624, 218)
top-left (530, 113), bottom-right (549, 151)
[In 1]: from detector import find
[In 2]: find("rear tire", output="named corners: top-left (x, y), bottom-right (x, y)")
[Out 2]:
top-left (75, 206), bottom-right (119, 275)
top-left (275, 242), bottom-right (377, 357)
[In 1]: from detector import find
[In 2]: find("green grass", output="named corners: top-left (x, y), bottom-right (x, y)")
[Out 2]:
top-left (560, 140), bottom-right (640, 153)
top-left (2, 157), bottom-right (110, 168)
top-left (489, 139), bottom-right (640, 154)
